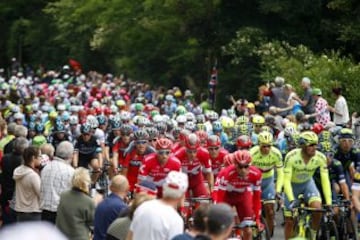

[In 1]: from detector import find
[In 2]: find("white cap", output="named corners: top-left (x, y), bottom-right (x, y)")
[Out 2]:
top-left (14, 112), bottom-right (24, 120)
top-left (163, 171), bottom-right (188, 199)
top-left (302, 77), bottom-right (311, 84)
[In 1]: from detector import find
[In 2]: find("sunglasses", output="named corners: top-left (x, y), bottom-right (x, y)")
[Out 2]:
top-left (158, 150), bottom-right (171, 155)
top-left (121, 134), bottom-right (131, 137)
top-left (186, 149), bottom-right (197, 154)
top-left (237, 164), bottom-right (250, 169)
top-left (83, 133), bottom-right (91, 136)
top-left (254, 124), bottom-right (263, 128)
top-left (307, 144), bottom-right (317, 147)
top-left (260, 145), bottom-right (271, 148)
top-left (325, 152), bottom-right (334, 158)
top-left (208, 147), bottom-right (219, 151)
top-left (149, 139), bottom-right (157, 142)
top-left (136, 140), bottom-right (148, 145)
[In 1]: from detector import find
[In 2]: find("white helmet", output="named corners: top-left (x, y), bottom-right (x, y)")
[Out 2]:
top-left (69, 116), bottom-right (79, 125)
top-left (176, 115), bottom-right (187, 124)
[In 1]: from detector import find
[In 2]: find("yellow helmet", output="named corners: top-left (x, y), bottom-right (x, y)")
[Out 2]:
top-left (258, 131), bottom-right (273, 145)
top-left (236, 116), bottom-right (249, 125)
top-left (221, 116), bottom-right (234, 129)
top-left (299, 131), bottom-right (318, 146)
top-left (252, 115), bottom-right (265, 124)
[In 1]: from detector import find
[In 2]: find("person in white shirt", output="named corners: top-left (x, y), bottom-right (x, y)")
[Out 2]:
top-left (329, 87), bottom-right (349, 126)
top-left (127, 171), bottom-right (188, 240)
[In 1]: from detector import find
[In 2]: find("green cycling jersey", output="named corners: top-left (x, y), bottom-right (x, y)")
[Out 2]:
top-left (250, 145), bottom-right (284, 193)
top-left (283, 148), bottom-right (332, 205)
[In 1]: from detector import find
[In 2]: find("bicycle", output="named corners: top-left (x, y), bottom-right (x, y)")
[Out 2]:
top-left (182, 197), bottom-right (212, 229)
top-left (316, 205), bottom-right (339, 240)
top-left (231, 221), bottom-right (268, 240)
top-left (334, 196), bottom-right (357, 240)
top-left (261, 199), bottom-right (276, 240)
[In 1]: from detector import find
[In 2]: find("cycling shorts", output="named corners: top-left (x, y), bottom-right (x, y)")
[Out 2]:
top-left (261, 176), bottom-right (275, 201)
top-left (224, 191), bottom-right (254, 225)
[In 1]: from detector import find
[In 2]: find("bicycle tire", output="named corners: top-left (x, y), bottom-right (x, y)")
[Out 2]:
top-left (342, 217), bottom-right (358, 240)
top-left (305, 226), bottom-right (314, 240)
top-left (316, 220), bottom-right (339, 240)
top-left (259, 215), bottom-right (271, 240)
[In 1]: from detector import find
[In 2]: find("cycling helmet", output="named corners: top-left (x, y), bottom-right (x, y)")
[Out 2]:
top-left (223, 154), bottom-right (234, 166)
top-left (298, 131), bottom-right (319, 146)
top-left (156, 138), bottom-right (173, 150)
top-left (338, 128), bottom-right (355, 139)
top-left (134, 129), bottom-right (149, 140)
top-left (236, 115), bottom-right (249, 126)
top-left (80, 123), bottom-right (92, 134)
top-left (207, 111), bottom-right (219, 121)
top-left (176, 105), bottom-right (187, 116)
top-left (196, 130), bottom-right (208, 143)
top-left (150, 110), bottom-right (160, 119)
top-left (54, 122), bottom-right (66, 133)
top-left (166, 119), bottom-right (175, 132)
top-left (134, 116), bottom-right (147, 127)
top-left (221, 116), bottom-right (235, 129)
top-left (312, 123), bottom-right (324, 135)
top-left (265, 115), bottom-right (276, 127)
top-left (62, 112), bottom-right (70, 122)
top-left (184, 121), bottom-right (196, 132)
top-left (298, 122), bottom-right (312, 132)
top-left (68, 115), bottom-right (78, 126)
top-left (233, 150), bottom-right (252, 165)
top-left (319, 130), bottom-right (332, 142)
top-left (135, 103), bottom-right (144, 111)
top-left (97, 115), bottom-right (107, 126)
top-left (207, 135), bottom-right (221, 147)
top-left (236, 135), bottom-right (252, 149)
top-left (57, 104), bottom-right (66, 111)
top-left (237, 124), bottom-right (250, 136)
top-left (165, 94), bottom-right (174, 102)
top-left (319, 141), bottom-right (334, 154)
top-left (147, 127), bottom-right (159, 139)
top-left (116, 99), bottom-right (126, 107)
top-left (87, 115), bottom-right (99, 129)
top-left (120, 124), bottom-right (133, 135)
top-left (155, 122), bottom-right (167, 134)
top-left (260, 126), bottom-right (272, 133)
top-left (284, 123), bottom-right (297, 137)
top-left (35, 123), bottom-right (45, 134)
top-left (195, 114), bottom-right (206, 124)
top-left (120, 111), bottom-right (131, 122)
top-left (111, 119), bottom-right (122, 130)
top-left (252, 115), bottom-right (265, 125)
top-left (212, 121), bottom-right (223, 132)
top-left (196, 123), bottom-right (206, 131)
top-left (152, 114), bottom-right (163, 124)
top-left (176, 115), bottom-right (187, 124)
top-left (171, 127), bottom-right (182, 139)
top-left (185, 112), bottom-right (196, 123)
top-left (258, 131), bottom-right (273, 145)
top-left (184, 133), bottom-right (200, 150)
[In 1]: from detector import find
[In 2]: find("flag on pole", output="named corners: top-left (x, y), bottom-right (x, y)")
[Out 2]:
top-left (208, 61), bottom-right (218, 109)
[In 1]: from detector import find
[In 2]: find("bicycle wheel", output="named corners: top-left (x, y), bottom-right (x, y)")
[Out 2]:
top-left (342, 218), bottom-right (358, 240)
top-left (305, 226), bottom-right (314, 240)
top-left (259, 215), bottom-right (271, 240)
top-left (316, 220), bottom-right (339, 240)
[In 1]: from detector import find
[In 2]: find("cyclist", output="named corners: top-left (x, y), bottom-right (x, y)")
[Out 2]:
top-left (174, 133), bottom-right (213, 197)
top-left (73, 123), bottom-right (103, 184)
top-left (283, 131), bottom-right (332, 240)
top-left (334, 128), bottom-right (360, 188)
top-left (314, 142), bottom-right (350, 203)
top-left (213, 150), bottom-right (262, 240)
top-left (236, 135), bottom-right (252, 150)
top-left (138, 138), bottom-right (181, 197)
top-left (249, 131), bottom-right (283, 236)
top-left (206, 135), bottom-right (229, 179)
top-left (48, 121), bottom-right (71, 151)
top-left (251, 115), bottom-right (265, 145)
top-left (122, 129), bottom-right (155, 192)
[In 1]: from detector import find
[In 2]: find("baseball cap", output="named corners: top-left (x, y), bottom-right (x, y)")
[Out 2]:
top-left (134, 180), bottom-right (158, 196)
top-left (312, 88), bottom-right (322, 96)
top-left (162, 171), bottom-right (188, 199)
top-left (207, 203), bottom-right (235, 233)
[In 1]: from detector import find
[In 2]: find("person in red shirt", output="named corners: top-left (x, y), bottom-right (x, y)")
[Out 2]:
top-left (122, 129), bottom-right (154, 192)
top-left (138, 138), bottom-right (181, 197)
top-left (213, 150), bottom-right (262, 240)
top-left (171, 129), bottom-right (190, 153)
top-left (196, 130), bottom-right (208, 148)
top-left (174, 133), bottom-right (213, 197)
top-left (207, 135), bottom-right (229, 179)
top-left (112, 124), bottom-right (133, 171)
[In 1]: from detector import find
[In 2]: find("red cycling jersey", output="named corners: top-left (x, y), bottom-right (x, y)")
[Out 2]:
top-left (171, 142), bottom-right (182, 153)
top-left (123, 149), bottom-right (146, 191)
top-left (213, 165), bottom-right (262, 222)
top-left (209, 148), bottom-right (229, 178)
top-left (138, 152), bottom-right (181, 197)
top-left (174, 146), bottom-right (212, 197)
top-left (112, 139), bottom-right (129, 167)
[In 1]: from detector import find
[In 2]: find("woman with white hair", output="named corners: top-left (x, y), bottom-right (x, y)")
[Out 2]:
top-left (56, 167), bottom-right (95, 240)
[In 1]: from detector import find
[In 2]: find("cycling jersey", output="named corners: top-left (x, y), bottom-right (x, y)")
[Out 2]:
top-left (123, 149), bottom-right (148, 191)
top-left (249, 146), bottom-right (283, 193)
top-left (283, 148), bottom-right (331, 204)
top-left (112, 137), bottom-right (129, 167)
top-left (174, 147), bottom-right (212, 197)
top-left (74, 136), bottom-right (102, 168)
top-left (334, 147), bottom-right (360, 188)
top-left (213, 165), bottom-right (262, 222)
top-left (209, 148), bottom-right (228, 178)
top-left (138, 153), bottom-right (181, 197)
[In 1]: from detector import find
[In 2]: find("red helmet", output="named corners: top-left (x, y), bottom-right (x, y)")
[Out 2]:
top-left (103, 107), bottom-right (111, 116)
top-left (312, 123), bottom-right (324, 135)
top-left (196, 130), bottom-right (208, 143)
top-left (233, 150), bottom-right (252, 165)
top-left (207, 135), bottom-right (221, 147)
top-left (223, 154), bottom-right (234, 166)
top-left (95, 107), bottom-right (103, 115)
top-left (179, 129), bottom-right (191, 142)
top-left (236, 135), bottom-right (252, 149)
top-left (156, 138), bottom-right (173, 150)
top-left (184, 133), bottom-right (200, 150)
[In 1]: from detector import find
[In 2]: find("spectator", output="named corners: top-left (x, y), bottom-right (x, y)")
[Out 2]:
top-left (269, 77), bottom-right (288, 116)
top-left (0, 137), bottom-right (29, 225)
top-left (39, 143), bottom-right (55, 168)
top-left (128, 171), bottom-right (188, 240)
top-left (292, 77), bottom-right (315, 115)
top-left (40, 141), bottom-right (75, 224)
top-left (4, 124), bottom-right (28, 154)
top-left (329, 87), bottom-right (349, 127)
top-left (172, 203), bottom-right (210, 240)
top-left (13, 146), bottom-right (42, 222)
top-left (56, 167), bottom-right (95, 240)
top-left (306, 88), bottom-right (331, 127)
top-left (93, 175), bottom-right (129, 240)
top-left (0, 122), bottom-right (16, 152)
top-left (193, 203), bottom-right (235, 240)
